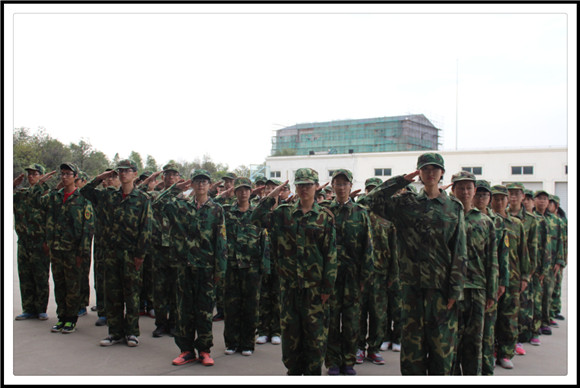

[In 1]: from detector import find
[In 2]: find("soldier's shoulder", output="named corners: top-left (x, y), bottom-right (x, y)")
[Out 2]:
top-left (319, 206), bottom-right (335, 222)
top-left (447, 194), bottom-right (464, 209)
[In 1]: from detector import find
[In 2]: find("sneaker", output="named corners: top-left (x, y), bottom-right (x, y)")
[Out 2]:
top-left (341, 365), bottom-right (357, 375)
top-left (152, 326), bottom-right (167, 337)
top-left (172, 350), bottom-right (197, 365)
top-left (549, 320), bottom-right (559, 328)
top-left (126, 335), bottom-right (139, 347)
top-left (271, 336), bottom-right (281, 345)
top-left (241, 350), bottom-right (253, 356)
top-left (554, 313), bottom-right (565, 321)
top-left (15, 312), bottom-right (37, 321)
top-left (95, 317), bottom-right (107, 326)
top-left (37, 313), bottom-right (49, 320)
top-left (78, 308), bottom-right (87, 317)
top-left (225, 348), bottom-right (237, 355)
top-left (540, 326), bottom-right (552, 335)
top-left (169, 327), bottom-right (177, 337)
top-left (212, 312), bottom-right (224, 322)
top-left (392, 343), bottom-right (401, 352)
top-left (199, 351), bottom-right (214, 366)
top-left (327, 366), bottom-right (341, 375)
top-left (367, 352), bottom-right (385, 365)
top-left (100, 335), bottom-right (124, 346)
top-left (380, 341), bottom-right (391, 351)
top-left (90, 305), bottom-right (98, 312)
top-left (497, 357), bottom-right (514, 369)
top-left (148, 309), bottom-right (156, 318)
top-left (51, 321), bottom-right (65, 332)
top-left (515, 343), bottom-right (526, 355)
top-left (62, 322), bottom-right (76, 334)
top-left (356, 349), bottom-right (365, 364)
top-left (530, 336), bottom-right (541, 346)
top-left (256, 335), bottom-right (269, 344)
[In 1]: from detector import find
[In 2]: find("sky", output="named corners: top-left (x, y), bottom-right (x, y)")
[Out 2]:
top-left (5, 3), bottom-right (576, 172)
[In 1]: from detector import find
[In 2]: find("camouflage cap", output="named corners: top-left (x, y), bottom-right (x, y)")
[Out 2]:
top-left (59, 162), bottom-right (79, 175)
top-left (266, 178), bottom-right (282, 186)
top-left (451, 171), bottom-right (476, 183)
top-left (533, 189), bottom-right (550, 199)
top-left (25, 163), bottom-right (46, 174)
top-left (524, 189), bottom-right (534, 198)
top-left (191, 169), bottom-right (212, 181)
top-left (222, 172), bottom-right (237, 181)
top-left (234, 177), bottom-right (252, 192)
top-left (322, 186), bottom-right (334, 194)
top-left (294, 168), bottom-right (319, 184)
top-left (139, 171), bottom-right (153, 180)
top-left (116, 159), bottom-right (138, 172)
top-left (365, 177), bottom-right (383, 189)
top-left (506, 182), bottom-right (525, 191)
top-left (417, 152), bottom-right (445, 170)
top-left (491, 185), bottom-right (508, 196)
top-left (549, 194), bottom-right (560, 204)
top-left (331, 169), bottom-right (353, 183)
top-left (253, 174), bottom-right (267, 185)
top-left (406, 184), bottom-right (418, 193)
top-left (162, 163), bottom-right (180, 173)
top-left (76, 171), bottom-right (89, 181)
top-left (475, 180), bottom-right (492, 193)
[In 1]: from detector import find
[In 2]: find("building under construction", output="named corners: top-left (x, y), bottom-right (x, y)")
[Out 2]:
top-left (271, 114), bottom-right (440, 156)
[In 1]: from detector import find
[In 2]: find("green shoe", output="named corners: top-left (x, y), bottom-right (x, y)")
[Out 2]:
top-left (62, 322), bottom-right (76, 334)
top-left (51, 321), bottom-right (65, 332)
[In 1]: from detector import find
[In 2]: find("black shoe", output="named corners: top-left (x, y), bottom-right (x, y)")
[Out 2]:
top-left (169, 327), bottom-right (177, 337)
top-left (212, 313), bottom-right (224, 322)
top-left (153, 326), bottom-right (166, 338)
top-left (51, 321), bottom-right (65, 332)
top-left (555, 313), bottom-right (565, 320)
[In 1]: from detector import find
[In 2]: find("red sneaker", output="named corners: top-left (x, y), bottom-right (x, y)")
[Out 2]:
top-left (515, 343), bottom-right (526, 356)
top-left (172, 351), bottom-right (197, 365)
top-left (199, 351), bottom-right (214, 366)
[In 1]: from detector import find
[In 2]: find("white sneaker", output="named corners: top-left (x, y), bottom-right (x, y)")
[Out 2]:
top-left (256, 335), bottom-right (268, 344)
top-left (242, 350), bottom-right (253, 356)
top-left (225, 348), bottom-right (236, 355)
top-left (380, 341), bottom-right (391, 351)
top-left (391, 343), bottom-right (401, 352)
top-left (271, 336), bottom-right (281, 345)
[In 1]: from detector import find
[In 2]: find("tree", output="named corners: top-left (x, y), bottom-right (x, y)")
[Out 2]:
top-left (112, 153), bottom-right (121, 168)
top-left (129, 151), bottom-right (144, 173)
top-left (145, 155), bottom-right (158, 172)
top-left (70, 139), bottom-right (93, 171)
top-left (233, 165), bottom-right (250, 178)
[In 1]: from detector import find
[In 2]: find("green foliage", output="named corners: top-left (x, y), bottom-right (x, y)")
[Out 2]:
top-left (145, 155), bottom-right (158, 172)
top-left (129, 151), bottom-right (145, 173)
top-left (273, 148), bottom-right (297, 156)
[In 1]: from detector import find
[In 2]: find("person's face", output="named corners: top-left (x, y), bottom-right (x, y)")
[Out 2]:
top-left (365, 185), bottom-right (377, 194)
top-left (105, 172), bottom-right (120, 188)
top-left (26, 170), bottom-right (41, 186)
top-left (491, 194), bottom-right (508, 213)
top-left (295, 182), bottom-right (316, 202)
top-left (117, 168), bottom-right (137, 185)
top-left (75, 178), bottom-right (87, 188)
top-left (235, 187), bottom-right (251, 203)
top-left (60, 169), bottom-right (76, 187)
top-left (163, 170), bottom-right (180, 187)
top-left (264, 183), bottom-right (277, 196)
top-left (548, 202), bottom-right (557, 214)
top-left (534, 194), bottom-right (549, 213)
top-left (473, 190), bottom-right (491, 211)
top-left (316, 193), bottom-right (326, 203)
top-left (522, 196), bottom-right (534, 212)
top-left (223, 178), bottom-right (234, 190)
top-left (279, 185), bottom-right (291, 200)
top-left (331, 175), bottom-right (352, 200)
top-left (192, 177), bottom-right (210, 196)
top-left (508, 189), bottom-right (524, 208)
top-left (452, 181), bottom-right (475, 208)
top-left (419, 165), bottom-right (443, 187)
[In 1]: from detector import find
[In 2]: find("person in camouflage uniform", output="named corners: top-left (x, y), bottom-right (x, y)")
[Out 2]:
top-left (360, 153), bottom-right (467, 375)
top-left (80, 159), bottom-right (152, 347)
top-left (13, 164), bottom-right (53, 321)
top-left (548, 195), bottom-right (566, 322)
top-left (506, 182), bottom-right (539, 354)
top-left (75, 171), bottom-right (94, 318)
top-left (249, 174), bottom-right (267, 205)
top-left (222, 177), bottom-right (269, 356)
top-left (155, 169), bottom-right (226, 367)
top-left (490, 185), bottom-right (530, 370)
top-left (319, 169), bottom-right (373, 376)
top-left (357, 177), bottom-right (400, 364)
top-left (250, 168), bottom-right (337, 375)
top-left (450, 172), bottom-right (498, 375)
top-left (43, 163), bottom-right (94, 334)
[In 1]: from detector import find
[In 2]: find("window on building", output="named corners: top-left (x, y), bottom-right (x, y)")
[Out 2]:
top-left (511, 166), bottom-right (533, 175)
top-left (270, 171), bottom-right (281, 178)
top-left (462, 166), bottom-right (483, 175)
top-left (565, 165), bottom-right (568, 174)
top-left (523, 166), bottom-right (533, 175)
top-left (374, 168), bottom-right (392, 176)
top-left (329, 170), bottom-right (335, 177)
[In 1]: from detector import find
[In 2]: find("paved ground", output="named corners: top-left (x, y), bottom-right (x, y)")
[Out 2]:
top-left (5, 233), bottom-right (576, 384)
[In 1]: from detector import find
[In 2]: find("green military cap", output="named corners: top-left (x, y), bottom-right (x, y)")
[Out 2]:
top-left (491, 185), bottom-right (508, 196)
top-left (76, 171), bottom-right (89, 181)
top-left (534, 189), bottom-right (550, 198)
top-left (294, 168), bottom-right (319, 184)
top-left (25, 163), bottom-right (46, 175)
top-left (365, 177), bottom-right (383, 189)
top-left (234, 177), bottom-right (252, 192)
top-left (451, 171), bottom-right (476, 183)
top-left (417, 152), bottom-right (445, 170)
top-left (59, 162), bottom-right (79, 175)
top-left (116, 159), bottom-right (138, 172)
top-left (162, 163), bottom-right (180, 173)
top-left (139, 171), bottom-right (153, 180)
top-left (406, 184), bottom-right (418, 193)
top-left (222, 172), bottom-right (237, 181)
top-left (266, 178), bottom-right (282, 186)
top-left (331, 169), bottom-right (353, 183)
top-left (191, 168), bottom-right (212, 181)
top-left (524, 189), bottom-right (534, 198)
top-left (253, 174), bottom-right (267, 185)
top-left (549, 194), bottom-right (560, 204)
top-left (506, 182), bottom-right (525, 191)
top-left (475, 180), bottom-right (492, 193)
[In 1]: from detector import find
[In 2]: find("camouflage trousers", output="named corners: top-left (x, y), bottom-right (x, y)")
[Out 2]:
top-left (358, 272), bottom-right (388, 354)
top-left (104, 250), bottom-right (143, 338)
top-left (79, 250), bottom-right (92, 309)
top-left (326, 269), bottom-right (362, 369)
top-left (17, 239), bottom-right (50, 315)
top-left (50, 249), bottom-right (82, 323)
top-left (281, 286), bottom-right (330, 375)
top-left (532, 275), bottom-right (543, 336)
top-left (550, 269), bottom-right (564, 318)
top-left (139, 253), bottom-right (154, 312)
top-left (518, 278), bottom-right (535, 343)
top-left (257, 273), bottom-right (281, 338)
top-left (174, 265), bottom-right (215, 354)
top-left (224, 266), bottom-right (262, 351)
top-left (400, 286), bottom-right (458, 375)
top-left (496, 287), bottom-right (520, 359)
top-left (481, 300), bottom-right (498, 375)
top-left (453, 288), bottom-right (485, 375)
top-left (385, 284), bottom-right (402, 345)
top-left (541, 270), bottom-right (556, 327)
top-left (215, 281), bottom-right (224, 316)
top-left (93, 240), bottom-right (106, 317)
top-left (152, 245), bottom-right (177, 330)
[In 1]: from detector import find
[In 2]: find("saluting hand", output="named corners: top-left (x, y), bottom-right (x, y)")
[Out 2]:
top-left (404, 170), bottom-right (420, 182)
top-left (175, 179), bottom-right (192, 192)
top-left (267, 180), bottom-right (289, 199)
top-left (13, 173), bottom-right (25, 189)
top-left (38, 170), bottom-right (57, 184)
top-left (96, 170), bottom-right (116, 181)
top-left (350, 189), bottom-right (362, 199)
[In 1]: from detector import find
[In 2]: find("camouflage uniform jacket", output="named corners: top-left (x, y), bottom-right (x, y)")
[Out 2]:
top-left (155, 185), bottom-right (226, 282)
top-left (139, 188), bottom-right (172, 248)
top-left (494, 212), bottom-right (531, 288)
top-left (362, 175), bottom-right (467, 301)
top-left (531, 210), bottom-right (551, 278)
top-left (250, 196), bottom-right (337, 295)
top-left (80, 178), bottom-right (152, 259)
top-left (223, 202), bottom-right (270, 272)
top-left (214, 195), bottom-right (236, 206)
top-left (14, 182), bottom-right (50, 241)
top-left (510, 207), bottom-right (540, 276)
top-left (539, 211), bottom-right (565, 268)
top-left (487, 209), bottom-right (510, 288)
top-left (43, 188), bottom-right (94, 257)
top-left (368, 212), bottom-right (400, 287)
top-left (91, 186), bottom-right (117, 248)
top-left (464, 208), bottom-right (498, 301)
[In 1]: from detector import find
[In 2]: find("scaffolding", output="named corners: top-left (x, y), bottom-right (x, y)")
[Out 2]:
top-left (271, 114), bottom-right (440, 156)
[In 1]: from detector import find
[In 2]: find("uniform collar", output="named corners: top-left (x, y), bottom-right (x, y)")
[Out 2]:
top-left (291, 199), bottom-right (320, 216)
top-left (417, 188), bottom-right (447, 204)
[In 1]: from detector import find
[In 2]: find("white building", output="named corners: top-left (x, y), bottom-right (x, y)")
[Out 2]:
top-left (265, 146), bottom-right (569, 214)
